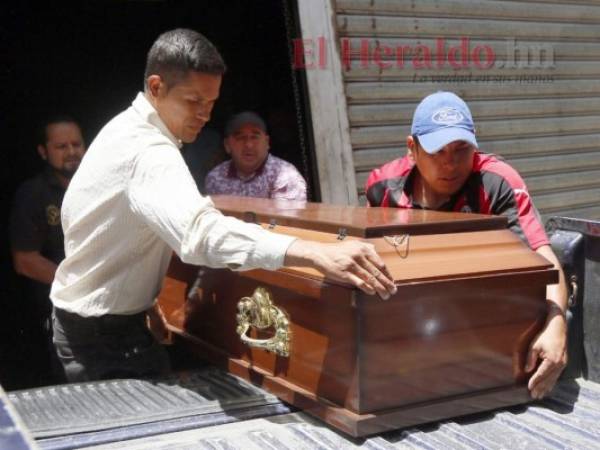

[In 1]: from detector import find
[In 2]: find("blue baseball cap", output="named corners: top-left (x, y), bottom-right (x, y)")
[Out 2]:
top-left (410, 91), bottom-right (478, 154)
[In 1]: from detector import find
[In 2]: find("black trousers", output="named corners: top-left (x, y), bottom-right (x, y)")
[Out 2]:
top-left (52, 307), bottom-right (171, 383)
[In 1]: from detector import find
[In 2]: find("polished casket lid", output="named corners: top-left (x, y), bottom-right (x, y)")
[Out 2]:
top-left (211, 195), bottom-right (508, 237)
top-left (254, 224), bottom-right (556, 286)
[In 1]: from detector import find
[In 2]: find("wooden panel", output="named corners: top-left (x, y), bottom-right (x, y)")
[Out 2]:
top-left (184, 269), bottom-right (359, 407)
top-left (211, 195), bottom-right (507, 237)
top-left (159, 261), bottom-right (552, 414)
top-left (211, 195), bottom-right (309, 217)
top-left (267, 226), bottom-right (556, 285)
top-left (157, 206), bottom-right (558, 434)
top-left (356, 275), bottom-right (546, 411)
top-left (158, 253), bottom-right (553, 432)
top-left (222, 349), bottom-right (533, 437)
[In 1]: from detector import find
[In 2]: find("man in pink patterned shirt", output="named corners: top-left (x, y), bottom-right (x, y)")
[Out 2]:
top-left (204, 111), bottom-right (307, 200)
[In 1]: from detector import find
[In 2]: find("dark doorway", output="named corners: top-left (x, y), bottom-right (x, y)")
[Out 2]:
top-left (1, 0), bottom-right (315, 390)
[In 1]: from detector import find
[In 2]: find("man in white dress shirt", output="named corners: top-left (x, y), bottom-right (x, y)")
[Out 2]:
top-left (50, 28), bottom-right (396, 382)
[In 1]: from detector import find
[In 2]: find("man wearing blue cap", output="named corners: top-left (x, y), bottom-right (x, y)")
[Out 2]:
top-left (366, 91), bottom-right (567, 399)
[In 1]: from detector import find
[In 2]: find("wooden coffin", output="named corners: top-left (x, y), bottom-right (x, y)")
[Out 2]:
top-left (158, 222), bottom-right (557, 437)
top-left (210, 195), bottom-right (508, 237)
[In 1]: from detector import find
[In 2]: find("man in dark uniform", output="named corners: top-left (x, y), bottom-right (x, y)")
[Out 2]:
top-left (9, 116), bottom-right (85, 385)
top-left (366, 92), bottom-right (568, 400)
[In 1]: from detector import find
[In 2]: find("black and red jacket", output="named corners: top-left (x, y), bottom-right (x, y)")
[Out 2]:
top-left (366, 152), bottom-right (549, 250)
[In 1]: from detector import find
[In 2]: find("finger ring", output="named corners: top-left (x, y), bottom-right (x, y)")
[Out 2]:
top-left (372, 269), bottom-right (380, 278)
top-left (368, 275), bottom-right (376, 283)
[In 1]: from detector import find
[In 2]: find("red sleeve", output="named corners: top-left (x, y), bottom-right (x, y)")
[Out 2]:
top-left (365, 157), bottom-right (412, 207)
top-left (478, 155), bottom-right (549, 250)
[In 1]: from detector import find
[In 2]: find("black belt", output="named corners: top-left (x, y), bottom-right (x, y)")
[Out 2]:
top-left (53, 306), bottom-right (146, 329)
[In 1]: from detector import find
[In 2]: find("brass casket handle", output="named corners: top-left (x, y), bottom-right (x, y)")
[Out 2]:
top-left (236, 287), bottom-right (291, 357)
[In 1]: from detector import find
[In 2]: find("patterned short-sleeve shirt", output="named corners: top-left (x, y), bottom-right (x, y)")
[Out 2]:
top-left (204, 153), bottom-right (307, 201)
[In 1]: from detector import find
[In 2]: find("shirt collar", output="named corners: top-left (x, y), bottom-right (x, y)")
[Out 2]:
top-left (132, 92), bottom-right (183, 149)
top-left (403, 163), bottom-right (467, 211)
top-left (226, 153), bottom-right (270, 180)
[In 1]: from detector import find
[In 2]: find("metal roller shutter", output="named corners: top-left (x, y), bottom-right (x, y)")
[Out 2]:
top-left (332, 0), bottom-right (600, 219)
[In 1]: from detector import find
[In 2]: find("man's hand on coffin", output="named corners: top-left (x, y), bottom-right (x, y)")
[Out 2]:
top-left (525, 308), bottom-right (567, 399)
top-left (284, 239), bottom-right (397, 300)
top-left (525, 244), bottom-right (568, 399)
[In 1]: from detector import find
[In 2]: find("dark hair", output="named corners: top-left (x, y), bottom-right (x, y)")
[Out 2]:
top-left (37, 115), bottom-right (80, 145)
top-left (144, 28), bottom-right (226, 90)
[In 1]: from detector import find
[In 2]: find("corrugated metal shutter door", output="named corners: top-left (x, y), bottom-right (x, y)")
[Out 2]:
top-left (336, 0), bottom-right (600, 219)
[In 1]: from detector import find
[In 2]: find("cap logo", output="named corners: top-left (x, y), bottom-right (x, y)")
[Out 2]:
top-left (431, 107), bottom-right (464, 125)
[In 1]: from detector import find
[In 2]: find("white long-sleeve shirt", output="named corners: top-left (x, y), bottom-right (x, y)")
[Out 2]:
top-left (50, 93), bottom-right (295, 317)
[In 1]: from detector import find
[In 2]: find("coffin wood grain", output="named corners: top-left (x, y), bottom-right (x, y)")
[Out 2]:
top-left (211, 195), bottom-right (508, 237)
top-left (157, 207), bottom-right (557, 436)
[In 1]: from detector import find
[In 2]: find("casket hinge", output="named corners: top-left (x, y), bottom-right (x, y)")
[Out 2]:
top-left (242, 211), bottom-right (258, 224)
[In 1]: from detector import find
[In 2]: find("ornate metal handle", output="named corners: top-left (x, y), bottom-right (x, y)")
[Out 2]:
top-left (568, 274), bottom-right (578, 307)
top-left (236, 287), bottom-right (291, 357)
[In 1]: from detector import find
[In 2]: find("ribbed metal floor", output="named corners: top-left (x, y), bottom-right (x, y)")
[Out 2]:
top-left (0, 385), bottom-right (38, 450)
top-left (8, 368), bottom-right (291, 443)
top-left (66, 378), bottom-right (600, 450)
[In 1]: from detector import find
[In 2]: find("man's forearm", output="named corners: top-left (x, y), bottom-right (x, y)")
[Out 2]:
top-left (536, 244), bottom-right (568, 316)
top-left (283, 239), bottom-right (316, 267)
top-left (284, 239), bottom-right (397, 300)
top-left (527, 244), bottom-right (568, 398)
top-left (12, 250), bottom-right (58, 285)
